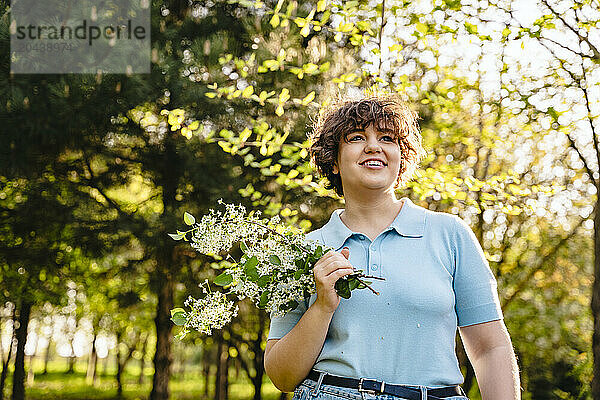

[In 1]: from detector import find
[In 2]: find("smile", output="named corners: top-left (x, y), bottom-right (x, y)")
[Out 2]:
top-left (360, 160), bottom-right (386, 169)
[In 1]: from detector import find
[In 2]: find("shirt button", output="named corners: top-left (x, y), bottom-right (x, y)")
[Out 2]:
top-left (359, 235), bottom-right (365, 241)
top-left (372, 264), bottom-right (378, 270)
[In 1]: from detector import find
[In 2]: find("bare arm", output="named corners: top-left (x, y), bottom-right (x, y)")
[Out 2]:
top-left (264, 247), bottom-right (354, 393)
top-left (459, 319), bottom-right (521, 400)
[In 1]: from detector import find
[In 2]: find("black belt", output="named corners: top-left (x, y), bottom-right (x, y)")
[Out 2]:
top-left (306, 370), bottom-right (465, 400)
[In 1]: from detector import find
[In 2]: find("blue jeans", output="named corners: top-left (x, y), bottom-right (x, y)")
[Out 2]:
top-left (291, 371), bottom-right (470, 400)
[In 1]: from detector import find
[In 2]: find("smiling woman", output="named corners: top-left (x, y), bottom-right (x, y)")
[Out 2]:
top-left (331, 125), bottom-right (404, 202)
top-left (308, 90), bottom-right (427, 198)
top-left (263, 88), bottom-right (521, 400)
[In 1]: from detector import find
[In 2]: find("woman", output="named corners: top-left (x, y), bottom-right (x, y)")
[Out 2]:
top-left (264, 91), bottom-right (521, 400)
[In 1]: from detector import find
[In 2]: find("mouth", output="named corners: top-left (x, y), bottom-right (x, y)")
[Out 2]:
top-left (360, 159), bottom-right (387, 168)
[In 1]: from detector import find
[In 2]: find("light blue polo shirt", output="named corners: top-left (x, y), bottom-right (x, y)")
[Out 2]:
top-left (267, 197), bottom-right (503, 388)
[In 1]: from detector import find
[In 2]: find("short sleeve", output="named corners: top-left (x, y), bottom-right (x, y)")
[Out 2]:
top-left (452, 216), bottom-right (503, 327)
top-left (267, 299), bottom-right (308, 340)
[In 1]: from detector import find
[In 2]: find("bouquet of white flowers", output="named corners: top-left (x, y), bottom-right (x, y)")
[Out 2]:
top-left (169, 199), bottom-right (382, 338)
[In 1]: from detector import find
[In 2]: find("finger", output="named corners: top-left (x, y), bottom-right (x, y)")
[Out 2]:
top-left (313, 250), bottom-right (336, 269)
top-left (314, 253), bottom-right (347, 270)
top-left (322, 270), bottom-right (355, 288)
top-left (316, 259), bottom-right (353, 277)
top-left (340, 247), bottom-right (350, 259)
top-left (324, 267), bottom-right (354, 280)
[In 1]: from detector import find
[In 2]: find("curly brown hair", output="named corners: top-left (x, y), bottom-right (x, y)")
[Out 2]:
top-left (307, 88), bottom-right (427, 197)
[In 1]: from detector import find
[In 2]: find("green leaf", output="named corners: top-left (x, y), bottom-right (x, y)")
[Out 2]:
top-left (171, 308), bottom-right (185, 316)
top-left (314, 245), bottom-right (324, 258)
top-left (244, 256), bottom-right (259, 281)
top-left (184, 212), bottom-right (196, 225)
top-left (284, 300), bottom-right (299, 311)
top-left (244, 256), bottom-right (259, 269)
top-left (214, 272), bottom-right (233, 286)
top-left (547, 107), bottom-right (559, 120)
top-left (335, 278), bottom-right (351, 299)
top-left (246, 269), bottom-right (259, 281)
top-left (170, 310), bottom-right (187, 326)
top-left (348, 277), bottom-right (359, 291)
top-left (464, 21), bottom-right (478, 34)
top-left (257, 275), bottom-right (271, 288)
top-left (270, 254), bottom-right (281, 265)
top-left (259, 291), bottom-right (270, 308)
top-left (293, 270), bottom-right (303, 280)
top-left (416, 22), bottom-right (428, 34)
top-left (168, 233), bottom-right (184, 240)
top-left (240, 241), bottom-right (248, 253)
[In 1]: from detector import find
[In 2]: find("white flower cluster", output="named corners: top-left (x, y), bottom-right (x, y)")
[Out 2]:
top-left (229, 268), bottom-right (261, 301)
top-left (177, 200), bottom-right (331, 335)
top-left (189, 200), bottom-right (252, 255)
top-left (183, 284), bottom-right (239, 335)
top-left (268, 273), bottom-right (317, 318)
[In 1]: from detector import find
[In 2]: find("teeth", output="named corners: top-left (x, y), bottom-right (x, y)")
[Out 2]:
top-left (364, 161), bottom-right (383, 166)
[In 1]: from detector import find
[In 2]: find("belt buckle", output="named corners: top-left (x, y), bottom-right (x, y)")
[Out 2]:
top-left (358, 378), bottom-right (385, 395)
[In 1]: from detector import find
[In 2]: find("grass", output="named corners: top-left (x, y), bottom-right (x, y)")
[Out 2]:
top-left (2, 358), bottom-right (285, 400)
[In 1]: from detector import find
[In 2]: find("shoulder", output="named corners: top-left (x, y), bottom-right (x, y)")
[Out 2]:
top-left (304, 227), bottom-right (325, 245)
top-left (418, 204), bottom-right (458, 234)
top-left (303, 209), bottom-right (339, 246)
top-left (422, 208), bottom-right (477, 244)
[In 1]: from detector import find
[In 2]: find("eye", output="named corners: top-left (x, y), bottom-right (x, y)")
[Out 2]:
top-left (348, 135), bottom-right (363, 141)
top-left (381, 135), bottom-right (396, 142)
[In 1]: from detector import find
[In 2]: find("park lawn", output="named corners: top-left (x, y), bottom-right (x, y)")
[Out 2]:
top-left (3, 358), bottom-right (284, 400)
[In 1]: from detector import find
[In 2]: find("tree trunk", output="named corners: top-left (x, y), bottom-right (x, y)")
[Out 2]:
top-left (215, 337), bottom-right (229, 400)
top-left (234, 358), bottom-right (240, 380)
top-left (149, 110), bottom-right (180, 400)
top-left (138, 334), bottom-right (148, 385)
top-left (202, 346), bottom-right (210, 397)
top-left (149, 269), bottom-right (174, 400)
top-left (252, 312), bottom-right (267, 400)
top-left (116, 331), bottom-right (123, 399)
top-left (26, 322), bottom-right (40, 386)
top-left (116, 331), bottom-right (139, 398)
top-left (0, 306), bottom-right (17, 400)
top-left (67, 354), bottom-right (75, 374)
top-left (42, 337), bottom-right (51, 375)
top-left (102, 352), bottom-right (109, 376)
top-left (11, 299), bottom-right (32, 400)
top-left (66, 316), bottom-right (78, 374)
top-left (26, 355), bottom-right (34, 386)
top-left (86, 331), bottom-right (98, 385)
top-left (592, 196), bottom-right (600, 400)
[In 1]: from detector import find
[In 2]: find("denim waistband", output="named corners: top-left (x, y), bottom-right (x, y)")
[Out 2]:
top-left (295, 370), bottom-right (469, 400)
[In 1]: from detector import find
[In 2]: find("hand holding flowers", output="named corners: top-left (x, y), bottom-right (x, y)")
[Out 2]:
top-left (169, 199), bottom-right (383, 338)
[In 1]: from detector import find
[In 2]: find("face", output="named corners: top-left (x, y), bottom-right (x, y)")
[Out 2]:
top-left (332, 123), bottom-right (402, 195)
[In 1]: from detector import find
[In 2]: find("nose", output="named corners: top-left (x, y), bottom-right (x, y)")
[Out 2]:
top-left (364, 137), bottom-right (382, 153)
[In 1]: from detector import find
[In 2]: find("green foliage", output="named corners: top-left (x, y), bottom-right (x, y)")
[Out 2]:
top-left (214, 272), bottom-right (234, 287)
top-left (170, 308), bottom-right (187, 326)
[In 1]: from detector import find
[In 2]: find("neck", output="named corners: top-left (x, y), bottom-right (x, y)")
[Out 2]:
top-left (339, 189), bottom-right (404, 229)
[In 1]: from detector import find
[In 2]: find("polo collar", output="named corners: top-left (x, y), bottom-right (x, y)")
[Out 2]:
top-left (320, 197), bottom-right (426, 250)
